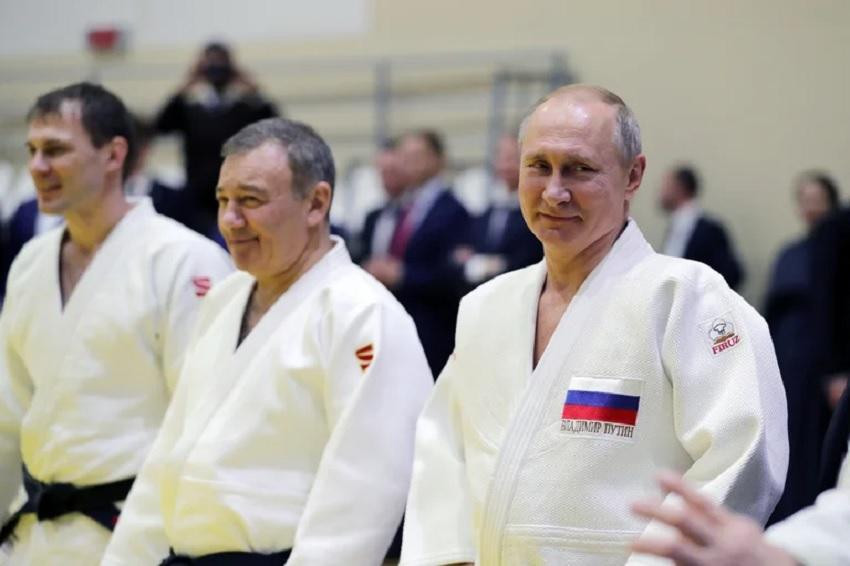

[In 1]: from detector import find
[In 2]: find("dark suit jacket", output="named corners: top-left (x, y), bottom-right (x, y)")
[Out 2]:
top-left (765, 237), bottom-right (830, 523)
top-left (360, 189), bottom-right (470, 375)
top-left (466, 206), bottom-right (542, 273)
top-left (683, 215), bottom-right (744, 289)
top-left (811, 207), bottom-right (850, 492)
top-left (811, 207), bottom-right (850, 381)
top-left (2, 198), bottom-right (39, 297)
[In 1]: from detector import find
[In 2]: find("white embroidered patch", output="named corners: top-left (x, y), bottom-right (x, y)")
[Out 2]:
top-left (699, 312), bottom-right (742, 356)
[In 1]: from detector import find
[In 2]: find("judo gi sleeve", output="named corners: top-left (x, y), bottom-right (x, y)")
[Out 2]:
top-left (628, 281), bottom-right (788, 565)
top-left (765, 442), bottom-right (850, 566)
top-left (286, 300), bottom-right (433, 565)
top-left (0, 306), bottom-right (31, 524)
top-left (399, 352), bottom-right (478, 566)
top-left (155, 241), bottom-right (232, 394)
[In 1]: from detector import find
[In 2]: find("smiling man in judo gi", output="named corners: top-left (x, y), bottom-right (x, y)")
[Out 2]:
top-left (0, 83), bottom-right (232, 565)
top-left (400, 85), bottom-right (788, 566)
top-left (102, 117), bottom-right (433, 565)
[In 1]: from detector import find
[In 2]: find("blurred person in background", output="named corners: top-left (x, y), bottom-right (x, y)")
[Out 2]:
top-left (810, 199), bottom-right (850, 453)
top-left (0, 82), bottom-right (231, 565)
top-left (355, 138), bottom-right (410, 263)
top-left (765, 171), bottom-right (840, 523)
top-left (451, 133), bottom-right (542, 291)
top-left (363, 129), bottom-right (469, 375)
top-left (155, 41), bottom-right (277, 242)
top-left (659, 165), bottom-right (745, 289)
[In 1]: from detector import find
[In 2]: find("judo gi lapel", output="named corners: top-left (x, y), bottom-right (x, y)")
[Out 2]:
top-left (60, 199), bottom-right (152, 322)
top-left (38, 200), bottom-right (153, 386)
top-left (478, 221), bottom-right (653, 565)
top-left (180, 238), bottom-right (352, 440)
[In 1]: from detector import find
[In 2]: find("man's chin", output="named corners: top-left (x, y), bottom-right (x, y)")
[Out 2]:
top-left (35, 196), bottom-right (66, 215)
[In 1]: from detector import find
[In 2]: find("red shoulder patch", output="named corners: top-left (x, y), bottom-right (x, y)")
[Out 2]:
top-left (355, 343), bottom-right (374, 372)
top-left (192, 276), bottom-right (212, 297)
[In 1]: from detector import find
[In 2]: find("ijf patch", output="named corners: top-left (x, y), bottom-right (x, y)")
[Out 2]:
top-left (560, 376), bottom-right (642, 442)
top-left (192, 276), bottom-right (212, 297)
top-left (699, 312), bottom-right (742, 356)
top-left (355, 343), bottom-right (374, 372)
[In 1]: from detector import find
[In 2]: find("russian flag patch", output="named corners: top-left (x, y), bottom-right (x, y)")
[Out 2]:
top-left (560, 377), bottom-right (642, 442)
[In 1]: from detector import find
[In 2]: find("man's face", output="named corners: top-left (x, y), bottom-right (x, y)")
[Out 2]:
top-left (199, 49), bottom-right (234, 88)
top-left (518, 95), bottom-right (643, 257)
top-left (375, 147), bottom-right (409, 199)
top-left (398, 135), bottom-right (442, 187)
top-left (27, 101), bottom-right (112, 215)
top-left (217, 142), bottom-right (324, 281)
top-left (796, 180), bottom-right (832, 228)
top-left (658, 171), bottom-right (683, 212)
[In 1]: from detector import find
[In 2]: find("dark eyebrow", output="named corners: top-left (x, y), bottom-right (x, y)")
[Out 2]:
top-left (25, 139), bottom-right (69, 150)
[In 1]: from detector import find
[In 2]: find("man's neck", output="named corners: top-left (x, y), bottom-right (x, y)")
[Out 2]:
top-left (253, 231), bottom-right (334, 313)
top-left (542, 221), bottom-right (625, 299)
top-left (64, 188), bottom-right (132, 254)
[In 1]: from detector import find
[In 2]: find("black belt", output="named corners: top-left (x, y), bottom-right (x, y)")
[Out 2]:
top-left (160, 548), bottom-right (292, 565)
top-left (0, 465), bottom-right (134, 544)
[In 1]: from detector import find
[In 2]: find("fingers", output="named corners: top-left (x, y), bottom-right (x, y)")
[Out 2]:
top-left (630, 498), bottom-right (715, 547)
top-left (655, 471), bottom-right (726, 523)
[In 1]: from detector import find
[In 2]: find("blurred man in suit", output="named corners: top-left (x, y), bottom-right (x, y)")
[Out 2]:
top-left (362, 130), bottom-right (469, 374)
top-left (452, 134), bottom-right (542, 290)
top-left (660, 165), bottom-right (744, 289)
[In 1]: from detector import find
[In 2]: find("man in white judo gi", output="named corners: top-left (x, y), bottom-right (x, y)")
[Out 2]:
top-left (0, 83), bottom-right (232, 565)
top-left (400, 85), bottom-right (788, 566)
top-left (102, 117), bottom-right (433, 565)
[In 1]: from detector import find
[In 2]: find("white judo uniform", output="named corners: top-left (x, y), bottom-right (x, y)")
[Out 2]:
top-left (0, 199), bottom-right (232, 565)
top-left (401, 220), bottom-right (788, 566)
top-left (765, 440), bottom-right (850, 566)
top-left (102, 238), bottom-right (433, 565)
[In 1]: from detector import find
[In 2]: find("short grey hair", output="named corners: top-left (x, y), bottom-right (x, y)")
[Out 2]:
top-left (221, 117), bottom-right (336, 199)
top-left (518, 85), bottom-right (642, 165)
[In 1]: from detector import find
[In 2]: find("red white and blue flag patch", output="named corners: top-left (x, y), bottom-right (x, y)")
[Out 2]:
top-left (562, 390), bottom-right (640, 425)
top-left (560, 377), bottom-right (642, 442)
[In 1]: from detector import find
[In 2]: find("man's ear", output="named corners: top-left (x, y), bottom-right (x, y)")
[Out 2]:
top-left (105, 136), bottom-right (129, 177)
top-left (306, 181), bottom-right (332, 226)
top-left (624, 154), bottom-right (646, 203)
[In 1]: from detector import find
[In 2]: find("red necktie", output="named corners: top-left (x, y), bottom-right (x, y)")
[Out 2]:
top-left (389, 205), bottom-right (413, 259)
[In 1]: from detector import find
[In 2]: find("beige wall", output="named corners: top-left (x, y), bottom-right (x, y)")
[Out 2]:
top-left (3, 0), bottom-right (849, 303)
